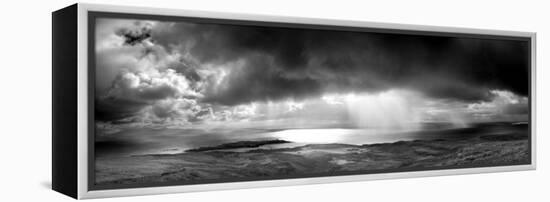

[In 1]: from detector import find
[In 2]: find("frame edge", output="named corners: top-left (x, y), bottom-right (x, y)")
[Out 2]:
top-left (52, 3), bottom-right (79, 199)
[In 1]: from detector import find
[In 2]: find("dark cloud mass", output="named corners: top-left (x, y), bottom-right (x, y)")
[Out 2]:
top-left (116, 26), bottom-right (152, 45)
top-left (201, 54), bottom-right (322, 105)
top-left (152, 22), bottom-right (529, 105)
top-left (95, 18), bottom-right (530, 125)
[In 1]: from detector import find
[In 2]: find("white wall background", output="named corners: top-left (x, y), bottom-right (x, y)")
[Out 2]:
top-left (0, 0), bottom-right (547, 201)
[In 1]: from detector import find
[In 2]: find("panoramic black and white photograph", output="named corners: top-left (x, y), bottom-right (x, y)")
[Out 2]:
top-left (93, 17), bottom-right (530, 187)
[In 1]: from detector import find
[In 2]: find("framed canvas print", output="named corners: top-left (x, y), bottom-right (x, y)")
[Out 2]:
top-left (52, 3), bottom-right (536, 199)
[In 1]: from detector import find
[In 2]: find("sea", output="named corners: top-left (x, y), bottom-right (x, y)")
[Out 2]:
top-left (95, 122), bottom-right (528, 158)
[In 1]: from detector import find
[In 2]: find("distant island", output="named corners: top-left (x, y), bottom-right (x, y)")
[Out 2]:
top-left (185, 139), bottom-right (291, 152)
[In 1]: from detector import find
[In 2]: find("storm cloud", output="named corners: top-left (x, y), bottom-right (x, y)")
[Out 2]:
top-left (151, 22), bottom-right (529, 105)
top-left (94, 18), bottom-right (530, 127)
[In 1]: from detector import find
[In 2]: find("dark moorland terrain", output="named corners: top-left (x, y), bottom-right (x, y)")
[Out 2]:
top-left (95, 127), bottom-right (529, 186)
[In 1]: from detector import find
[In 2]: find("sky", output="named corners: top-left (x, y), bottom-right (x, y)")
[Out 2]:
top-left (94, 17), bottom-right (529, 135)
